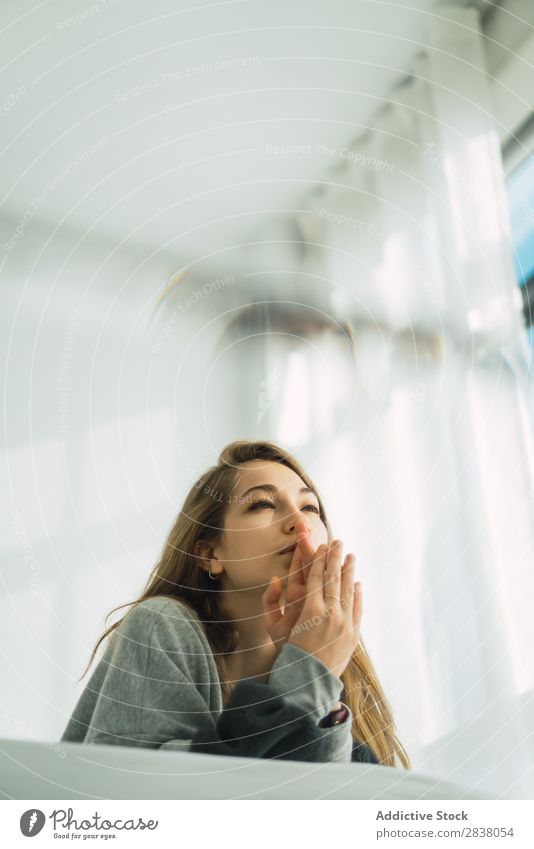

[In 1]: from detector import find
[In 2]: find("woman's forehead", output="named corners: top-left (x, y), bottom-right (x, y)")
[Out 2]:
top-left (234, 460), bottom-right (305, 491)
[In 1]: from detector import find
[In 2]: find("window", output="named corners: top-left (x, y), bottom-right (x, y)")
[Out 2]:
top-left (504, 142), bottom-right (534, 346)
top-left (505, 152), bottom-right (534, 288)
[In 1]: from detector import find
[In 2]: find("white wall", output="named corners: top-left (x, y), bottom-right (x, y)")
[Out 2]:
top-left (0, 218), bottom-right (254, 741)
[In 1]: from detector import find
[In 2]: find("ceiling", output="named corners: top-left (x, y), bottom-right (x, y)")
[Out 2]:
top-left (0, 0), bottom-right (471, 278)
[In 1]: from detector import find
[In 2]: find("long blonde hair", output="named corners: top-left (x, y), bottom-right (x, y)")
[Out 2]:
top-left (80, 439), bottom-right (410, 769)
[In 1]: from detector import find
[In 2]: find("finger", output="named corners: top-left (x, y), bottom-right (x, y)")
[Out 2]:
top-left (324, 539), bottom-right (343, 602)
top-left (303, 543), bottom-right (328, 604)
top-left (262, 576), bottom-right (283, 629)
top-left (284, 545), bottom-right (306, 613)
top-left (352, 581), bottom-right (362, 628)
top-left (295, 522), bottom-right (316, 574)
top-left (341, 553), bottom-right (356, 611)
top-left (287, 538), bottom-right (305, 587)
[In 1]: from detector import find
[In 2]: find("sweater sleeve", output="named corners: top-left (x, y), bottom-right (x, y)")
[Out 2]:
top-left (183, 643), bottom-right (354, 762)
top-left (351, 741), bottom-right (380, 763)
top-left (69, 599), bottom-right (356, 763)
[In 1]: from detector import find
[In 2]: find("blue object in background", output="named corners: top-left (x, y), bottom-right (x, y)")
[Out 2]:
top-left (506, 153), bottom-right (534, 287)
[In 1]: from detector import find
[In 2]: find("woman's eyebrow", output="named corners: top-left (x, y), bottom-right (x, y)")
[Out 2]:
top-left (238, 484), bottom-right (316, 499)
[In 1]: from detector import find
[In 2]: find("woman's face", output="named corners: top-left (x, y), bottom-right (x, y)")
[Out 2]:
top-left (212, 459), bottom-right (328, 595)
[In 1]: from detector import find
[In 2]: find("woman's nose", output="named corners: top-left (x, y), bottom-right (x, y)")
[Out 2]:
top-left (282, 511), bottom-right (310, 534)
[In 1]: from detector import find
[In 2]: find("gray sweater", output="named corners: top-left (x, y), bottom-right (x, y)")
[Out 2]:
top-left (61, 596), bottom-right (378, 764)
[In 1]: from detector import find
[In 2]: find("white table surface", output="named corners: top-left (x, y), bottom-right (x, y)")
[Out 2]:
top-left (0, 738), bottom-right (489, 800)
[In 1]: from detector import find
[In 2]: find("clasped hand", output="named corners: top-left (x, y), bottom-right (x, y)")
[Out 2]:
top-left (262, 521), bottom-right (362, 680)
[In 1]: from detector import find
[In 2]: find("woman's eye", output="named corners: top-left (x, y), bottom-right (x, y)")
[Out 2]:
top-left (249, 500), bottom-right (320, 514)
top-left (249, 500), bottom-right (275, 510)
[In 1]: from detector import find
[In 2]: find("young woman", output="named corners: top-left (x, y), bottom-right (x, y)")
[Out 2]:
top-left (61, 440), bottom-right (410, 768)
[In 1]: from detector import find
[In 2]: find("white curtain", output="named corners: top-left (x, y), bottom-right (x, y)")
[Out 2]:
top-left (270, 7), bottom-right (534, 798)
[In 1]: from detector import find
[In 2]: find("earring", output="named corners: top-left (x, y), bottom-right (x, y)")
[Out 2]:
top-left (208, 570), bottom-right (219, 581)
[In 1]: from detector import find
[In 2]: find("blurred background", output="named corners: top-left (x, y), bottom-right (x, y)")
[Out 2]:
top-left (1, 0), bottom-right (534, 799)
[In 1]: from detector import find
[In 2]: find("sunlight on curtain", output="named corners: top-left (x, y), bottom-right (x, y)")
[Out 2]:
top-left (281, 5), bottom-right (534, 797)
